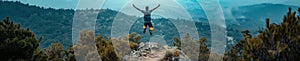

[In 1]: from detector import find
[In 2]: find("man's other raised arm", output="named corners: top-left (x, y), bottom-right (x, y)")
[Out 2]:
top-left (151, 4), bottom-right (160, 11)
top-left (132, 4), bottom-right (142, 11)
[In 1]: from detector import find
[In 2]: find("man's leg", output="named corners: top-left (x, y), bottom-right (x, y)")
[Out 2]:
top-left (149, 27), bottom-right (154, 35)
top-left (149, 23), bottom-right (154, 35)
top-left (143, 24), bottom-right (147, 33)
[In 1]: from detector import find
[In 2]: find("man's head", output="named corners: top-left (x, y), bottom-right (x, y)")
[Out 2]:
top-left (145, 6), bottom-right (149, 10)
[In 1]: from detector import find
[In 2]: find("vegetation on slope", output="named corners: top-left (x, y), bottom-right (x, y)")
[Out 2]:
top-left (224, 8), bottom-right (300, 61)
top-left (1, 1), bottom-right (300, 61)
top-left (0, 17), bottom-right (42, 60)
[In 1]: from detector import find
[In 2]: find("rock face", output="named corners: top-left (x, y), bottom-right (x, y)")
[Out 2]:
top-left (122, 42), bottom-right (192, 61)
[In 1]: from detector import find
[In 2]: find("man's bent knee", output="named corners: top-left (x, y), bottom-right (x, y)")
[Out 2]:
top-left (143, 26), bottom-right (147, 29)
top-left (150, 27), bottom-right (154, 31)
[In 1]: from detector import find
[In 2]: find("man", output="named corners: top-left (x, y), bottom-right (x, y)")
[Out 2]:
top-left (132, 4), bottom-right (160, 35)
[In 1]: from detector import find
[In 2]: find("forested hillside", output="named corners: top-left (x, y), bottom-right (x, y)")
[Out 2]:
top-left (2, 1), bottom-right (297, 50)
top-left (0, 1), bottom-right (214, 48)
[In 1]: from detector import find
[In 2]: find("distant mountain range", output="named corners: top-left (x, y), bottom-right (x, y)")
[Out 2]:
top-left (0, 1), bottom-right (298, 49)
top-left (229, 3), bottom-right (299, 34)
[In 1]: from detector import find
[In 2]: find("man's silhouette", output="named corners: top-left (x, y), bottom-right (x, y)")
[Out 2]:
top-left (132, 4), bottom-right (160, 35)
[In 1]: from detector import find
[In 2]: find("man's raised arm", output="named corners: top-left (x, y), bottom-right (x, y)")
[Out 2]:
top-left (151, 4), bottom-right (160, 11)
top-left (132, 4), bottom-right (142, 11)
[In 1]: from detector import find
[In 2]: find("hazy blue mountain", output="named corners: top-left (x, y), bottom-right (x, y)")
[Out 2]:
top-left (229, 3), bottom-right (299, 35)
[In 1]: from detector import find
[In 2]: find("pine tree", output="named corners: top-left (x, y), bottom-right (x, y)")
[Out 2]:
top-left (198, 37), bottom-right (210, 61)
top-left (0, 17), bottom-right (42, 60)
top-left (95, 33), bottom-right (120, 61)
top-left (225, 7), bottom-right (300, 61)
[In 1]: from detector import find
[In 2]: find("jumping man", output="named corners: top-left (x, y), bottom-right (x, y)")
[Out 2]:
top-left (132, 4), bottom-right (160, 35)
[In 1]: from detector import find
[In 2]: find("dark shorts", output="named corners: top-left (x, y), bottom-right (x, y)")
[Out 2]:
top-left (144, 22), bottom-right (153, 27)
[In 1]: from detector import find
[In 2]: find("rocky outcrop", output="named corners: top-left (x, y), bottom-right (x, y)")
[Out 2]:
top-left (122, 42), bottom-right (191, 61)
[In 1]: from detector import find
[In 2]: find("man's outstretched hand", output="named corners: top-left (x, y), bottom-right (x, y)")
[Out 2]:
top-left (151, 4), bottom-right (160, 11)
top-left (132, 4), bottom-right (142, 11)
